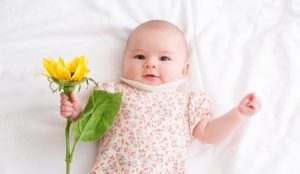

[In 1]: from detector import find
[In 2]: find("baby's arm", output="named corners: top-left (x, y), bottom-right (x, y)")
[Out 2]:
top-left (60, 91), bottom-right (83, 121)
top-left (193, 93), bottom-right (262, 144)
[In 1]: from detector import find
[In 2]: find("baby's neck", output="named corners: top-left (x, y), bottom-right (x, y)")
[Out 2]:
top-left (120, 78), bottom-right (186, 92)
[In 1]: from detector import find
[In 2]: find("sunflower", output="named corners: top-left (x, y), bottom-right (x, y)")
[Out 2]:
top-left (42, 56), bottom-right (96, 93)
top-left (43, 56), bottom-right (90, 82)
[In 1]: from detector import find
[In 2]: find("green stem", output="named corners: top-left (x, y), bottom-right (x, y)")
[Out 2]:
top-left (63, 87), bottom-right (75, 174)
top-left (70, 138), bottom-right (80, 162)
top-left (65, 117), bottom-right (72, 174)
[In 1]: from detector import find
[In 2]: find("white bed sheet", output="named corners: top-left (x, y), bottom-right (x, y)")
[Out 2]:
top-left (1, 0), bottom-right (300, 174)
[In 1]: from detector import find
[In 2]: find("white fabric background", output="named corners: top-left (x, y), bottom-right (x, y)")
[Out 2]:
top-left (0, 0), bottom-right (300, 174)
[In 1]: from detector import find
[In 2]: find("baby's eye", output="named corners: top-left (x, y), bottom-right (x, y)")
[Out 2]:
top-left (135, 55), bottom-right (145, 60)
top-left (159, 56), bottom-right (171, 61)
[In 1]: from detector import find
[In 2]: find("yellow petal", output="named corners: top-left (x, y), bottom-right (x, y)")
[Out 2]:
top-left (69, 58), bottom-right (79, 74)
top-left (79, 56), bottom-right (89, 66)
top-left (43, 58), bottom-right (60, 79)
top-left (71, 64), bottom-right (90, 81)
top-left (62, 67), bottom-right (71, 80)
top-left (56, 63), bottom-right (64, 80)
top-left (70, 65), bottom-right (81, 81)
top-left (43, 56), bottom-right (91, 81)
top-left (68, 55), bottom-right (90, 81)
top-left (43, 58), bottom-right (52, 76)
top-left (58, 63), bottom-right (72, 80)
top-left (50, 60), bottom-right (59, 79)
top-left (58, 57), bottom-right (66, 67)
top-left (60, 64), bottom-right (71, 80)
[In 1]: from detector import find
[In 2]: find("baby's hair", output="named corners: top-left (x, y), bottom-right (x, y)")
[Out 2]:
top-left (125, 20), bottom-right (189, 62)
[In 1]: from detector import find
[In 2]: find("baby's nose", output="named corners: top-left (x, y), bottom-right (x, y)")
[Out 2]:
top-left (144, 60), bottom-right (157, 69)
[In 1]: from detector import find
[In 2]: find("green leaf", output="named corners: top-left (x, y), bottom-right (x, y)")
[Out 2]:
top-left (71, 90), bottom-right (122, 142)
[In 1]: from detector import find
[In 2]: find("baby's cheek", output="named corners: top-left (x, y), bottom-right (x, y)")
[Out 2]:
top-left (165, 69), bottom-right (184, 81)
top-left (123, 65), bottom-right (136, 78)
top-left (124, 71), bottom-right (136, 80)
top-left (123, 59), bottom-right (136, 76)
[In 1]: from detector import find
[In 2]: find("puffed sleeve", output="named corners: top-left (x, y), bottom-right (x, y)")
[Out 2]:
top-left (188, 91), bottom-right (212, 135)
top-left (96, 82), bottom-right (117, 93)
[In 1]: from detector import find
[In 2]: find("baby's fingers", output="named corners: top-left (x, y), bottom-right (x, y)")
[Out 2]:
top-left (254, 102), bottom-right (262, 112)
top-left (60, 92), bottom-right (68, 100)
top-left (238, 93), bottom-right (262, 116)
top-left (60, 111), bottom-right (73, 117)
top-left (247, 101), bottom-right (258, 113)
top-left (247, 97), bottom-right (262, 113)
top-left (239, 93), bottom-right (253, 106)
top-left (60, 106), bottom-right (74, 117)
top-left (60, 98), bottom-right (73, 107)
top-left (251, 96), bottom-right (262, 109)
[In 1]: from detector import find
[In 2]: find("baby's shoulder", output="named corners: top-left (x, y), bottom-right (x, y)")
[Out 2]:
top-left (176, 90), bottom-right (209, 98)
top-left (96, 81), bottom-right (119, 92)
top-left (188, 90), bottom-right (211, 101)
top-left (96, 81), bottom-right (132, 93)
top-left (187, 90), bottom-right (213, 110)
top-left (188, 90), bottom-right (210, 98)
top-left (171, 90), bottom-right (210, 103)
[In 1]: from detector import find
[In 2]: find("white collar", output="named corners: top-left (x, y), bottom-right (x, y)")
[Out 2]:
top-left (120, 77), bottom-right (186, 92)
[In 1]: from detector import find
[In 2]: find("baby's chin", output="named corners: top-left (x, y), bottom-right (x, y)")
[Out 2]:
top-left (137, 78), bottom-right (163, 86)
top-left (124, 76), bottom-right (183, 86)
top-left (139, 78), bottom-right (181, 86)
top-left (142, 81), bottom-right (164, 86)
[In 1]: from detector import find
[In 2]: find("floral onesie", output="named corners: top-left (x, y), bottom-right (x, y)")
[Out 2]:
top-left (90, 79), bottom-right (212, 174)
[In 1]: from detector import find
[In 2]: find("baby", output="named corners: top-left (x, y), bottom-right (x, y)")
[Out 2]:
top-left (60, 20), bottom-right (262, 173)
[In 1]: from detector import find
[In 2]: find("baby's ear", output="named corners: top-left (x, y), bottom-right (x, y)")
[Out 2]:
top-left (182, 63), bottom-right (190, 75)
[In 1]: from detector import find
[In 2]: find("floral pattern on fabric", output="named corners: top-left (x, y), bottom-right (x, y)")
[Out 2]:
top-left (90, 82), bottom-right (212, 174)
top-left (188, 91), bottom-right (212, 135)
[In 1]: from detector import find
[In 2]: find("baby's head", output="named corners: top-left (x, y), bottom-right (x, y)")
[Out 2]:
top-left (123, 20), bottom-right (189, 86)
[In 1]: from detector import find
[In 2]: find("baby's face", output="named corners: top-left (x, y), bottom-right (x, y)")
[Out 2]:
top-left (123, 21), bottom-right (189, 86)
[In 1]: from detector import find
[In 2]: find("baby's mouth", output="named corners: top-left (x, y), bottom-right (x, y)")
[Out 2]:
top-left (143, 74), bottom-right (159, 79)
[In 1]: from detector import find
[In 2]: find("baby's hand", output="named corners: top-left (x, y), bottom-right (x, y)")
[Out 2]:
top-left (238, 93), bottom-right (262, 116)
top-left (60, 91), bottom-right (83, 121)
